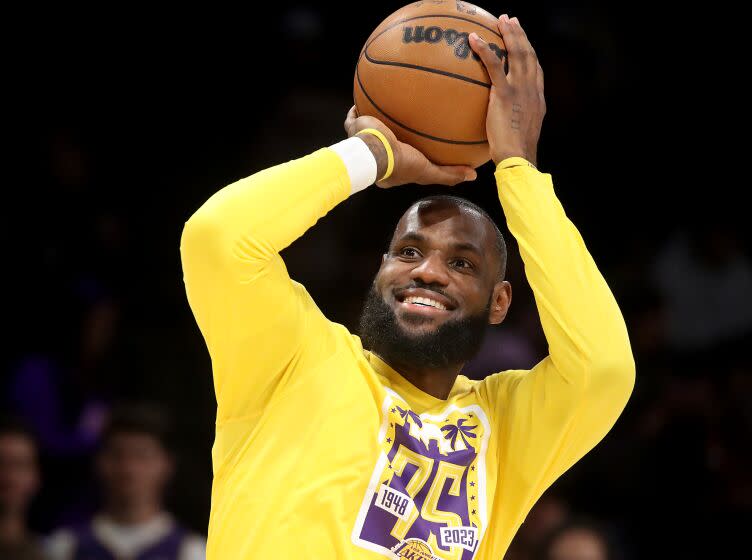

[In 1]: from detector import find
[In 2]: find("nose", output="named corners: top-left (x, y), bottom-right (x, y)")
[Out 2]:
top-left (409, 251), bottom-right (450, 286)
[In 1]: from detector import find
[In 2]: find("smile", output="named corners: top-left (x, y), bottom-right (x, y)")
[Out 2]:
top-left (394, 288), bottom-right (457, 317)
top-left (402, 295), bottom-right (447, 311)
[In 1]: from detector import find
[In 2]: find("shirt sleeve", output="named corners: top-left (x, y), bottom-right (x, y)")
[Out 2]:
top-left (179, 147), bottom-right (354, 425)
top-left (477, 159), bottom-right (636, 518)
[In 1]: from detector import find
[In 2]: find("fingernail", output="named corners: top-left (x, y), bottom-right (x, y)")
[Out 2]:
top-left (501, 14), bottom-right (510, 23)
top-left (511, 16), bottom-right (520, 26)
top-left (466, 171), bottom-right (477, 181)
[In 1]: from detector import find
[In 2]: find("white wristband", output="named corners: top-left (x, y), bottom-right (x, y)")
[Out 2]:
top-left (329, 136), bottom-right (378, 194)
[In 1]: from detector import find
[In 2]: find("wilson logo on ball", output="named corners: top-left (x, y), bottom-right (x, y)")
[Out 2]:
top-left (402, 25), bottom-right (506, 62)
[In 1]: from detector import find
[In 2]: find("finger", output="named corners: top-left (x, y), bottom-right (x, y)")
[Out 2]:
top-left (468, 33), bottom-right (507, 87)
top-left (344, 105), bottom-right (358, 134)
top-left (497, 14), bottom-right (529, 78)
top-left (511, 18), bottom-right (540, 79)
top-left (419, 164), bottom-right (477, 186)
top-left (537, 62), bottom-right (546, 113)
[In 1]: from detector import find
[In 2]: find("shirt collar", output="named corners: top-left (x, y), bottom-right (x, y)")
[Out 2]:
top-left (364, 350), bottom-right (464, 412)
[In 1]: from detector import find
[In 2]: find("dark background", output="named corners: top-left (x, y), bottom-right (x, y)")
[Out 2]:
top-left (4, 1), bottom-right (750, 558)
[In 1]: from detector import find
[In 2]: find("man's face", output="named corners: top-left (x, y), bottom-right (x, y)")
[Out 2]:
top-left (378, 201), bottom-right (504, 333)
top-left (97, 433), bottom-right (172, 507)
top-left (358, 200), bottom-right (510, 369)
top-left (0, 434), bottom-right (39, 515)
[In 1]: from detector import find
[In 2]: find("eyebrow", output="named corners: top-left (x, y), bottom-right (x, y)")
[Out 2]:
top-left (396, 231), bottom-right (485, 258)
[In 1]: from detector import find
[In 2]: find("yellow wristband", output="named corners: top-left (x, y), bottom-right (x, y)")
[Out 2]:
top-left (356, 128), bottom-right (394, 181)
top-left (497, 157), bottom-right (537, 170)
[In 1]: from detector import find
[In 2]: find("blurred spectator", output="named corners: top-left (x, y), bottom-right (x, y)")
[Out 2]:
top-left (8, 294), bottom-right (117, 456)
top-left (652, 222), bottom-right (752, 352)
top-left (463, 316), bottom-right (543, 379)
top-left (504, 492), bottom-right (570, 560)
top-left (535, 517), bottom-right (621, 560)
top-left (45, 403), bottom-right (205, 560)
top-left (5, 292), bottom-right (120, 529)
top-left (0, 418), bottom-right (45, 560)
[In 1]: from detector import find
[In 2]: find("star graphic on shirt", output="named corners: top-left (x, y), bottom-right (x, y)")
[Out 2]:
top-left (386, 437), bottom-right (392, 443)
top-left (388, 464), bottom-right (393, 470)
top-left (470, 481), bottom-right (475, 487)
top-left (472, 509), bottom-right (476, 515)
top-left (471, 495), bottom-right (475, 501)
top-left (469, 414), bottom-right (473, 418)
top-left (391, 408), bottom-right (396, 413)
top-left (390, 423), bottom-right (394, 428)
top-left (471, 466), bottom-right (475, 472)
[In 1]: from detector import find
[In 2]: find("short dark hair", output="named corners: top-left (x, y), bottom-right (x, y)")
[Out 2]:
top-left (410, 195), bottom-right (507, 279)
top-left (100, 403), bottom-right (174, 453)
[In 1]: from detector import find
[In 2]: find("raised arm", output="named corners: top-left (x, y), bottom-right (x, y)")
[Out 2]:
top-left (180, 148), bottom-right (355, 423)
top-left (180, 122), bottom-right (475, 424)
top-left (470, 16), bottom-right (635, 509)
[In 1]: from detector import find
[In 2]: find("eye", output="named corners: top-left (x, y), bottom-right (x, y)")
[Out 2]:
top-left (399, 247), bottom-right (420, 258)
top-left (451, 258), bottom-right (473, 270)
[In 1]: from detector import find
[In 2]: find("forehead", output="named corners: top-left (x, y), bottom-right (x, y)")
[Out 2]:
top-left (0, 434), bottom-right (36, 457)
top-left (392, 200), bottom-right (494, 248)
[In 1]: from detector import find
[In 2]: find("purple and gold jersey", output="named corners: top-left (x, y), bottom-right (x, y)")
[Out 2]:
top-left (180, 149), bottom-right (635, 559)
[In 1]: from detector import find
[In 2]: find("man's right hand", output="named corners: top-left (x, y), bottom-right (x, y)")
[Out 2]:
top-left (344, 106), bottom-right (477, 188)
top-left (469, 15), bottom-right (546, 166)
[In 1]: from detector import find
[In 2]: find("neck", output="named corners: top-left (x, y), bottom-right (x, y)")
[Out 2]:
top-left (0, 512), bottom-right (26, 543)
top-left (103, 499), bottom-right (162, 526)
top-left (380, 354), bottom-right (462, 400)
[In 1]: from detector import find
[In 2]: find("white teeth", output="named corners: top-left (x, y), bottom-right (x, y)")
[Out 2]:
top-left (403, 295), bottom-right (447, 310)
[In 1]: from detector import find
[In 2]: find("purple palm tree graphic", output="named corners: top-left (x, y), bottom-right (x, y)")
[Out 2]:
top-left (395, 406), bottom-right (423, 428)
top-left (441, 418), bottom-right (477, 450)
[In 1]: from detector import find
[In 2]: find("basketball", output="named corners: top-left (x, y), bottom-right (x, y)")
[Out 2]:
top-left (353, 1), bottom-right (506, 168)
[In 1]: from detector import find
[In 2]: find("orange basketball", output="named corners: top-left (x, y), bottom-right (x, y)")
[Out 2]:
top-left (354, 1), bottom-right (505, 168)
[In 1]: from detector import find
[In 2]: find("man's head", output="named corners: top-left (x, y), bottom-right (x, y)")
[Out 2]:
top-left (96, 404), bottom-right (174, 512)
top-left (537, 517), bottom-right (617, 560)
top-left (358, 195), bottom-right (512, 370)
top-left (0, 418), bottom-right (39, 518)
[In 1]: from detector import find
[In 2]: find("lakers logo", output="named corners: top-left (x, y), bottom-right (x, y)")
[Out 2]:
top-left (393, 538), bottom-right (438, 560)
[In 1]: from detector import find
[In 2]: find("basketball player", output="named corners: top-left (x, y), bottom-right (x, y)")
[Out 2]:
top-left (181, 15), bottom-right (634, 560)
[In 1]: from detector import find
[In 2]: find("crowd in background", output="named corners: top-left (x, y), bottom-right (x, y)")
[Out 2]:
top-left (4, 1), bottom-right (750, 558)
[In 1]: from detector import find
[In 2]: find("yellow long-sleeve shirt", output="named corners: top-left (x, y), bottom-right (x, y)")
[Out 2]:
top-left (180, 148), bottom-right (635, 560)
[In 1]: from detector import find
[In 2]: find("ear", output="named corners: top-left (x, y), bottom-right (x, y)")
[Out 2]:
top-left (488, 281), bottom-right (512, 325)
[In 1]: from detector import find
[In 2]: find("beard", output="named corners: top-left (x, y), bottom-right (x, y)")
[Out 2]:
top-left (357, 283), bottom-right (492, 370)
